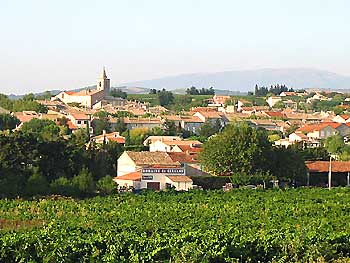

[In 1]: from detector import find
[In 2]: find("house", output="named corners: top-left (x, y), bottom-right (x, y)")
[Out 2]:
top-left (13, 111), bottom-right (40, 124)
top-left (262, 111), bottom-right (287, 119)
top-left (289, 132), bottom-right (309, 142)
top-left (180, 116), bottom-right (204, 134)
top-left (266, 96), bottom-right (282, 107)
top-left (296, 122), bottom-right (349, 140)
top-left (54, 68), bottom-right (110, 108)
top-left (148, 139), bottom-right (202, 153)
top-left (306, 161), bottom-right (350, 187)
top-left (117, 151), bottom-right (179, 176)
top-left (193, 111), bottom-right (229, 127)
top-left (114, 166), bottom-right (193, 191)
top-left (123, 117), bottom-right (163, 130)
top-left (91, 131), bottom-right (125, 145)
top-left (283, 99), bottom-right (298, 109)
top-left (67, 113), bottom-right (91, 129)
top-left (247, 119), bottom-right (281, 132)
top-left (333, 114), bottom-right (350, 123)
top-left (168, 152), bottom-right (209, 177)
top-left (161, 115), bottom-right (182, 127)
top-left (113, 171), bottom-right (142, 190)
top-left (279, 91), bottom-right (297, 97)
top-left (144, 136), bottom-right (182, 146)
top-left (211, 95), bottom-right (231, 106)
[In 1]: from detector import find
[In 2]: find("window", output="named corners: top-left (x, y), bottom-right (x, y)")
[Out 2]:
top-left (84, 121), bottom-right (87, 124)
top-left (77, 120), bottom-right (81, 124)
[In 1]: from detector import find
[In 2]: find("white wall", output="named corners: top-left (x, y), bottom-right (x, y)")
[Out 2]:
top-left (117, 153), bottom-right (137, 176)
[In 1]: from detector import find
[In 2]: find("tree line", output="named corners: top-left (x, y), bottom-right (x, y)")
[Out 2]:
top-left (186, 86), bottom-right (215, 95)
top-left (254, 84), bottom-right (294, 96)
top-left (0, 93), bottom-right (48, 113)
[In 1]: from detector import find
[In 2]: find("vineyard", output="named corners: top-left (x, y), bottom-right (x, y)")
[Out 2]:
top-left (1, 188), bottom-right (350, 262)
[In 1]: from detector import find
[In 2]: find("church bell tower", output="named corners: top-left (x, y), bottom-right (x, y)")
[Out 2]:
top-left (97, 67), bottom-right (110, 95)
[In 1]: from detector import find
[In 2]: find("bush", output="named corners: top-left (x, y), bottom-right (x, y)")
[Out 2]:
top-left (72, 168), bottom-right (95, 195)
top-left (50, 177), bottom-right (77, 196)
top-left (190, 176), bottom-right (231, 190)
top-left (24, 170), bottom-right (49, 196)
top-left (96, 175), bottom-right (116, 195)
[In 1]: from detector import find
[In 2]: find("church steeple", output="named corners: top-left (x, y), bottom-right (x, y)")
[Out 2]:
top-left (97, 67), bottom-right (110, 95)
top-left (100, 67), bottom-right (107, 79)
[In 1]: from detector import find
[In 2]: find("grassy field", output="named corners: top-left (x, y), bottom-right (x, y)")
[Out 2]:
top-left (1, 188), bottom-right (350, 262)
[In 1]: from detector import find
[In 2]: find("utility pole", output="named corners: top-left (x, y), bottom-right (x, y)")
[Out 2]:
top-left (328, 156), bottom-right (332, 190)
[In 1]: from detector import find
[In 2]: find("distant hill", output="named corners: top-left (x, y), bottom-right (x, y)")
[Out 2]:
top-left (121, 68), bottom-right (350, 92)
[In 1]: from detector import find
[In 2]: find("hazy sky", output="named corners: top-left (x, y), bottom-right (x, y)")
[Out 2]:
top-left (1, 0), bottom-right (349, 94)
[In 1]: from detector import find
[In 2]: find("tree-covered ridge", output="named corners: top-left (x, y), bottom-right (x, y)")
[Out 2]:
top-left (0, 94), bottom-right (47, 113)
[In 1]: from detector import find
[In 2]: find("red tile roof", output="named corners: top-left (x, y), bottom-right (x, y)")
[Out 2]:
top-left (263, 111), bottom-right (287, 118)
top-left (168, 152), bottom-right (199, 163)
top-left (114, 171), bottom-right (142, 181)
top-left (306, 161), bottom-right (350, 173)
top-left (166, 175), bottom-right (192, 183)
top-left (340, 114), bottom-right (350, 120)
top-left (297, 122), bottom-right (342, 133)
top-left (70, 113), bottom-right (90, 120)
top-left (67, 120), bottom-right (78, 130)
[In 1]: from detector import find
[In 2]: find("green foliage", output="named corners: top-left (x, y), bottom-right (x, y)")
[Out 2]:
top-left (1, 189), bottom-right (350, 262)
top-left (21, 119), bottom-right (61, 141)
top-left (72, 168), bottom-right (95, 195)
top-left (112, 117), bottom-right (127, 133)
top-left (110, 88), bottom-right (127, 99)
top-left (163, 120), bottom-right (178, 135)
top-left (186, 86), bottom-right (215, 95)
top-left (270, 147), bottom-right (307, 185)
top-left (50, 177), bottom-right (76, 196)
top-left (325, 135), bottom-right (346, 155)
top-left (35, 91), bottom-right (52, 100)
top-left (273, 100), bottom-right (285, 109)
top-left (150, 126), bottom-right (164, 136)
top-left (157, 89), bottom-right (174, 106)
top-left (325, 135), bottom-right (350, 161)
top-left (199, 123), bottom-right (272, 175)
top-left (0, 114), bottom-right (20, 131)
top-left (254, 84), bottom-right (291, 96)
top-left (0, 130), bottom-right (123, 198)
top-left (191, 176), bottom-right (231, 189)
top-left (24, 169), bottom-right (49, 196)
top-left (290, 143), bottom-right (330, 161)
top-left (0, 93), bottom-right (47, 113)
top-left (198, 120), bottom-right (221, 138)
top-left (268, 134), bottom-right (281, 142)
top-left (96, 175), bottom-right (116, 195)
top-left (91, 118), bottom-right (111, 135)
top-left (127, 127), bottom-right (149, 145)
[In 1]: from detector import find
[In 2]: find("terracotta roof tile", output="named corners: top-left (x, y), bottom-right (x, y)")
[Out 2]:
top-left (114, 171), bottom-right (141, 181)
top-left (166, 175), bottom-right (193, 183)
top-left (126, 151), bottom-right (179, 166)
top-left (168, 152), bottom-right (199, 163)
top-left (306, 161), bottom-right (350, 173)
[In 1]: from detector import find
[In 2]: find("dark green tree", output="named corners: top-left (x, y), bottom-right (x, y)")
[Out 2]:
top-left (199, 123), bottom-right (272, 175)
top-left (0, 114), bottom-right (20, 131)
top-left (157, 89), bottom-right (174, 106)
top-left (110, 88), bottom-right (127, 99)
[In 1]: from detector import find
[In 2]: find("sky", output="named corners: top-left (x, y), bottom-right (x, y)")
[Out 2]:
top-left (1, 0), bottom-right (349, 94)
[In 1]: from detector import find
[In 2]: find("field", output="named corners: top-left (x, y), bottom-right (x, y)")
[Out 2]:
top-left (1, 189), bottom-right (350, 262)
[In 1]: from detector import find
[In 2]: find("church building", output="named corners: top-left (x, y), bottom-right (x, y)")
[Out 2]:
top-left (54, 68), bottom-right (111, 108)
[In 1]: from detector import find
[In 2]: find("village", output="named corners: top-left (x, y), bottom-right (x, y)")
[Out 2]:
top-left (1, 68), bottom-right (350, 193)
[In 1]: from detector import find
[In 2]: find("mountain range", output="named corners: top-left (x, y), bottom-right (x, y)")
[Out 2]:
top-left (7, 68), bottom-right (350, 99)
top-left (121, 68), bottom-right (350, 92)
